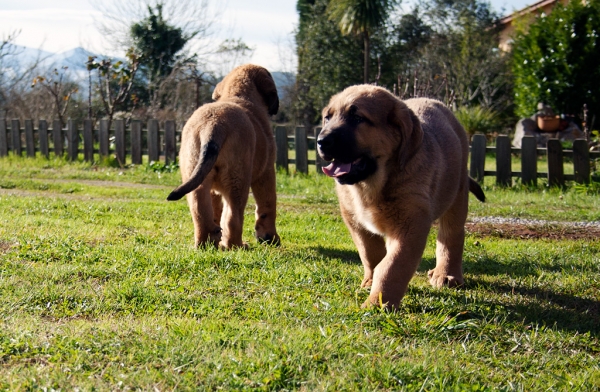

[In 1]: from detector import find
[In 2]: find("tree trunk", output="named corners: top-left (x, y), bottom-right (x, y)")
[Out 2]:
top-left (363, 31), bottom-right (370, 84)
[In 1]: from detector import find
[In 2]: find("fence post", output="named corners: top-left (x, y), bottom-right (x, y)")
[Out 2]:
top-left (275, 125), bottom-right (288, 172)
top-left (39, 120), bottom-right (49, 159)
top-left (521, 135), bottom-right (537, 186)
top-left (469, 134), bottom-right (486, 183)
top-left (83, 119), bottom-right (94, 162)
top-left (131, 120), bottom-right (142, 165)
top-left (573, 139), bottom-right (590, 184)
top-left (295, 126), bottom-right (308, 174)
top-left (495, 135), bottom-right (511, 187)
top-left (148, 119), bottom-right (160, 163)
top-left (165, 120), bottom-right (176, 164)
top-left (99, 119), bottom-right (110, 157)
top-left (547, 139), bottom-right (564, 187)
top-left (53, 120), bottom-right (63, 157)
top-left (25, 120), bottom-right (35, 157)
top-left (115, 119), bottom-right (125, 165)
top-left (0, 119), bottom-right (7, 157)
top-left (314, 126), bottom-right (324, 174)
top-left (11, 119), bottom-right (21, 156)
top-left (67, 119), bottom-right (78, 161)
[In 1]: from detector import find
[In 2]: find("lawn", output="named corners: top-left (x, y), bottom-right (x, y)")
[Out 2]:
top-left (0, 156), bottom-right (599, 390)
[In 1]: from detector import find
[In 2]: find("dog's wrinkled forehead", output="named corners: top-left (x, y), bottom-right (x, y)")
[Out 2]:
top-left (324, 87), bottom-right (393, 122)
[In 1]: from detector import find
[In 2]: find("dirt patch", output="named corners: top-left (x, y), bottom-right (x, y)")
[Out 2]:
top-left (465, 222), bottom-right (600, 241)
top-left (0, 240), bottom-right (16, 254)
top-left (49, 179), bottom-right (171, 189)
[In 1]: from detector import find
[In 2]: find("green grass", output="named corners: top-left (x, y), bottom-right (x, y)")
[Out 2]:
top-left (0, 156), bottom-right (599, 390)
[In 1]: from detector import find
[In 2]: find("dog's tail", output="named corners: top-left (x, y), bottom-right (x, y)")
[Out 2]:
top-left (469, 177), bottom-right (486, 202)
top-left (166, 138), bottom-right (221, 201)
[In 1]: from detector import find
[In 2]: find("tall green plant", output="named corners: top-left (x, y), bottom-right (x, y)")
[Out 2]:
top-left (327, 0), bottom-right (397, 83)
top-left (296, 0), bottom-right (363, 126)
top-left (130, 4), bottom-right (189, 82)
top-left (512, 0), bottom-right (600, 120)
top-left (454, 105), bottom-right (499, 136)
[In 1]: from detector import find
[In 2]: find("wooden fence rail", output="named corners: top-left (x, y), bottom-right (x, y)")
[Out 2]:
top-left (0, 118), bottom-right (178, 165)
top-left (1, 119), bottom-right (598, 187)
top-left (468, 134), bottom-right (598, 187)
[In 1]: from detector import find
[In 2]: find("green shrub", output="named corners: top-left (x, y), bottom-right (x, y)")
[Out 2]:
top-left (454, 105), bottom-right (499, 136)
top-left (512, 0), bottom-right (600, 120)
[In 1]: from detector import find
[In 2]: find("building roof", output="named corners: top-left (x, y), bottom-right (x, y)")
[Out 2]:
top-left (499, 0), bottom-right (561, 26)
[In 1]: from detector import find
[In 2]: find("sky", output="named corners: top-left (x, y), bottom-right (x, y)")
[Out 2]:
top-left (1, 0), bottom-right (534, 73)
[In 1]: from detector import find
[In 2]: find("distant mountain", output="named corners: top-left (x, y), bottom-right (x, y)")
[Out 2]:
top-left (45, 47), bottom-right (98, 72)
top-left (4, 45), bottom-right (297, 99)
top-left (271, 72), bottom-right (295, 100)
top-left (1, 45), bottom-right (50, 72)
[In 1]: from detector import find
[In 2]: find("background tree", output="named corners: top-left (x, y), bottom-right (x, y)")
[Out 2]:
top-left (91, 0), bottom-right (223, 122)
top-left (327, 0), bottom-right (397, 83)
top-left (87, 51), bottom-right (140, 132)
top-left (31, 67), bottom-right (79, 128)
top-left (91, 0), bottom-right (218, 57)
top-left (213, 39), bottom-right (255, 79)
top-left (295, 0), bottom-right (512, 131)
top-left (0, 30), bottom-right (49, 119)
top-left (130, 5), bottom-right (188, 90)
top-left (512, 0), bottom-right (600, 126)
top-left (386, 0), bottom-right (509, 109)
top-left (296, 0), bottom-right (363, 128)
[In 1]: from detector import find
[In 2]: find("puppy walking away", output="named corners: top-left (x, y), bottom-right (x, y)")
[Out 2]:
top-left (167, 64), bottom-right (281, 249)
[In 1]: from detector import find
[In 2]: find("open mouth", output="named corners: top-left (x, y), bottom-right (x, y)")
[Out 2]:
top-left (321, 155), bottom-right (376, 185)
top-left (322, 157), bottom-right (361, 178)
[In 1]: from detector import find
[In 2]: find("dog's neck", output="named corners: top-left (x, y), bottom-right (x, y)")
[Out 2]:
top-left (342, 167), bottom-right (387, 205)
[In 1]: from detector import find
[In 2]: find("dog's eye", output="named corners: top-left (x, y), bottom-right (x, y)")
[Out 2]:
top-left (354, 114), bottom-right (364, 123)
top-left (323, 115), bottom-right (331, 123)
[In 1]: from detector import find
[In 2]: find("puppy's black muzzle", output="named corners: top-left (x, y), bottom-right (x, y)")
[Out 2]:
top-left (317, 126), bottom-right (358, 163)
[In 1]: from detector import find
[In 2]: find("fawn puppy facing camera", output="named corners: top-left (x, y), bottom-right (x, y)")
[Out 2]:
top-left (318, 85), bottom-right (485, 308)
top-left (167, 64), bottom-right (280, 249)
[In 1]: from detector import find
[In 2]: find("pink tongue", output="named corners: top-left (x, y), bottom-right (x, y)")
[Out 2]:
top-left (322, 162), bottom-right (351, 177)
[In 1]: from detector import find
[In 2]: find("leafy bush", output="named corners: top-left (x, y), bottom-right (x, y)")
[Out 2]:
top-left (454, 105), bottom-right (499, 136)
top-left (146, 161), bottom-right (179, 173)
top-left (512, 0), bottom-right (600, 120)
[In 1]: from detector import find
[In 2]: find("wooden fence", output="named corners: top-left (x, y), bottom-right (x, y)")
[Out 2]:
top-left (469, 134), bottom-right (598, 187)
top-left (0, 118), bottom-right (177, 165)
top-left (1, 119), bottom-right (598, 187)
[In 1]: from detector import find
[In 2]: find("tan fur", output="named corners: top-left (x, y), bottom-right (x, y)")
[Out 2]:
top-left (318, 85), bottom-right (484, 308)
top-left (168, 64), bottom-right (280, 249)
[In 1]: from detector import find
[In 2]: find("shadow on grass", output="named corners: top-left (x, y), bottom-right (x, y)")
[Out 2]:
top-left (314, 246), bottom-right (599, 335)
top-left (419, 254), bottom-right (599, 335)
top-left (470, 277), bottom-right (600, 335)
top-left (311, 246), bottom-right (361, 265)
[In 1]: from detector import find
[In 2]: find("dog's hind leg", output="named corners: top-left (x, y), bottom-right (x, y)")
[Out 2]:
top-left (186, 183), bottom-right (222, 248)
top-left (251, 170), bottom-right (280, 245)
top-left (218, 181), bottom-right (251, 249)
top-left (211, 190), bottom-right (223, 226)
top-left (428, 187), bottom-right (469, 288)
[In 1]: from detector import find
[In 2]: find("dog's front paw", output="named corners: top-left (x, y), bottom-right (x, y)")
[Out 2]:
top-left (361, 296), bottom-right (396, 310)
top-left (360, 276), bottom-right (373, 288)
top-left (427, 269), bottom-right (464, 288)
top-left (219, 241), bottom-right (249, 250)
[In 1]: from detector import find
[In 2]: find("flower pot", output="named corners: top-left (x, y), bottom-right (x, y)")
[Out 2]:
top-left (537, 116), bottom-right (560, 132)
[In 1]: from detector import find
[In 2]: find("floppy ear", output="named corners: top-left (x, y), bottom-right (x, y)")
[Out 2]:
top-left (212, 80), bottom-right (222, 101)
top-left (388, 99), bottom-right (423, 169)
top-left (254, 69), bottom-right (279, 115)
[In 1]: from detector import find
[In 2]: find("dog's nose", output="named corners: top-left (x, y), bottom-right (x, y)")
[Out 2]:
top-left (317, 133), bottom-right (334, 151)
